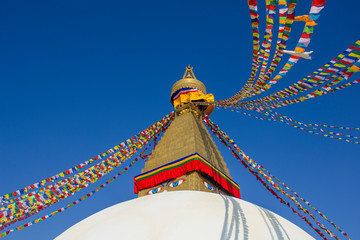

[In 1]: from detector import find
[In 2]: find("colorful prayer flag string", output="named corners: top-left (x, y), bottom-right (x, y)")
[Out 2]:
top-left (248, 0), bottom-right (326, 96)
top-left (245, 0), bottom-right (294, 98)
top-left (203, 115), bottom-right (350, 240)
top-left (233, 40), bottom-right (360, 109)
top-left (0, 112), bottom-right (174, 238)
top-left (249, 0), bottom-right (277, 93)
top-left (259, 165), bottom-right (350, 239)
top-left (0, 112), bottom-right (174, 205)
top-left (265, 110), bottom-right (360, 142)
top-left (0, 112), bottom-right (175, 232)
top-left (244, 0), bottom-right (261, 91)
top-left (1, 114), bottom-right (174, 228)
top-left (0, 153), bottom-right (145, 238)
top-left (217, 0), bottom-right (329, 104)
top-left (215, 105), bottom-right (360, 144)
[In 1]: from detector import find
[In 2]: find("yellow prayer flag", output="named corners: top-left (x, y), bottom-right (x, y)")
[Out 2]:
top-left (349, 53), bottom-right (360, 58)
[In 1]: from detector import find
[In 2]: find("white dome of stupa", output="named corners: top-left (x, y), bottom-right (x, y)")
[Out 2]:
top-left (55, 191), bottom-right (314, 240)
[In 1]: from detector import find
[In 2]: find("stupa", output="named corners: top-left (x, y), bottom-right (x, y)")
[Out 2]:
top-left (55, 66), bottom-right (314, 240)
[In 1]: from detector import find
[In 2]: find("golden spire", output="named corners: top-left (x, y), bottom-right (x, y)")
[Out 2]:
top-left (134, 68), bottom-right (238, 198)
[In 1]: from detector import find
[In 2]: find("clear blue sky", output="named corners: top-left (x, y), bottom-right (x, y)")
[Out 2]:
top-left (0, 0), bottom-right (359, 239)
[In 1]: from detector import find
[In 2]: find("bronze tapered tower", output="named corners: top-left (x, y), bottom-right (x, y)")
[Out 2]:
top-left (134, 66), bottom-right (240, 198)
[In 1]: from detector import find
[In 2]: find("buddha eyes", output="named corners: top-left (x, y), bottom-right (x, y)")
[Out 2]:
top-left (146, 179), bottom-right (185, 195)
top-left (203, 181), bottom-right (226, 195)
top-left (203, 181), bottom-right (214, 191)
top-left (147, 187), bottom-right (162, 195)
top-left (169, 179), bottom-right (184, 188)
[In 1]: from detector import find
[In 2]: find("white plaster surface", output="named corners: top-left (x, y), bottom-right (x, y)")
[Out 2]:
top-left (55, 191), bottom-right (314, 240)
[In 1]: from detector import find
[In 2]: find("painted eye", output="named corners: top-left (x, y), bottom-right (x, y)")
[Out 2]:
top-left (169, 179), bottom-right (184, 188)
top-left (203, 181), bottom-right (214, 191)
top-left (147, 187), bottom-right (162, 195)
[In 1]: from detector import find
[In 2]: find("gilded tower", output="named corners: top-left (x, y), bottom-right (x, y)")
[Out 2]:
top-left (134, 66), bottom-right (240, 198)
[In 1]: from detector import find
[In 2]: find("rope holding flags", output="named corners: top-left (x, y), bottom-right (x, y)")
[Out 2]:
top-left (0, 112), bottom-right (175, 237)
top-left (211, 39), bottom-right (360, 111)
top-left (215, 106), bottom-right (360, 144)
top-left (0, 112), bottom-right (175, 205)
top-left (265, 110), bottom-right (360, 142)
top-left (216, 0), bottom-right (330, 104)
top-left (0, 150), bottom-right (149, 238)
top-left (203, 115), bottom-right (351, 240)
top-left (0, 112), bottom-right (175, 230)
top-left (212, 0), bottom-right (357, 110)
top-left (228, 41), bottom-right (360, 110)
top-left (0, 115), bottom-right (175, 238)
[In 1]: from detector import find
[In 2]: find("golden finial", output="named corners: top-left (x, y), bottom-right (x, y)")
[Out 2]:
top-left (183, 65), bottom-right (197, 79)
top-left (171, 66), bottom-right (207, 101)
